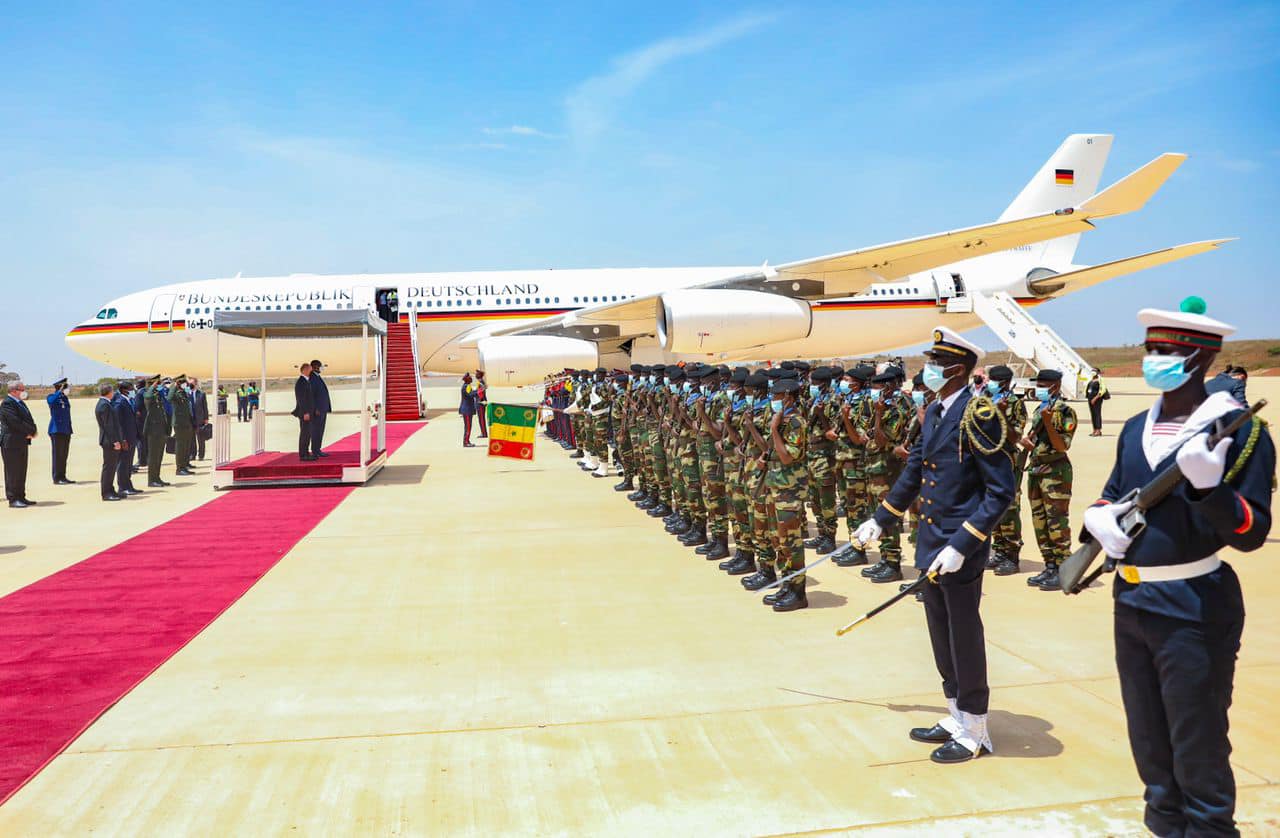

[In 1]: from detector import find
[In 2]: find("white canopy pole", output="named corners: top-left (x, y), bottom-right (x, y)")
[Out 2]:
top-left (361, 321), bottom-right (370, 464)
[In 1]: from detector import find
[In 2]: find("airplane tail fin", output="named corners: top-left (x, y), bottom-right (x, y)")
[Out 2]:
top-left (998, 133), bottom-right (1114, 269)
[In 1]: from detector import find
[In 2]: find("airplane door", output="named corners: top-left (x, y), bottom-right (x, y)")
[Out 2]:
top-left (931, 273), bottom-right (956, 303)
top-left (352, 286), bottom-right (377, 313)
top-left (148, 293), bottom-right (178, 333)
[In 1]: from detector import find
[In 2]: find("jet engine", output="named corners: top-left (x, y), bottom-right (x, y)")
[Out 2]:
top-left (477, 335), bottom-right (599, 386)
top-left (1024, 267), bottom-right (1065, 297)
top-left (656, 289), bottom-right (812, 354)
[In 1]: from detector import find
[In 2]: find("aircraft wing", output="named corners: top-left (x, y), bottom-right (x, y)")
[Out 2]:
top-left (477, 153), bottom-right (1189, 344)
top-left (1029, 238), bottom-right (1233, 297)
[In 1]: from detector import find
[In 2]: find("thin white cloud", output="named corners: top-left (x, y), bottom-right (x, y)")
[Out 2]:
top-left (565, 11), bottom-right (778, 145)
top-left (483, 124), bottom-right (561, 139)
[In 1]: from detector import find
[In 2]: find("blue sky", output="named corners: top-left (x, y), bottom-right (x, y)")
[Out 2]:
top-left (2, 1), bottom-right (1278, 382)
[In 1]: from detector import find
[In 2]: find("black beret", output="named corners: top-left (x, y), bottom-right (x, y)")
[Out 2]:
top-left (794, 360), bottom-right (812, 372)
top-left (913, 371), bottom-right (925, 387)
top-left (762, 367), bottom-right (784, 379)
top-left (774, 379), bottom-right (803, 395)
top-left (594, 367), bottom-right (607, 374)
top-left (613, 372), bottom-right (629, 381)
top-left (745, 373), bottom-right (769, 388)
top-left (830, 366), bottom-right (844, 379)
top-left (810, 366), bottom-right (835, 382)
top-left (988, 364), bottom-right (1014, 382)
top-left (1036, 369), bottom-right (1064, 382)
top-left (667, 367), bottom-right (685, 381)
top-left (780, 369), bottom-right (801, 380)
top-left (630, 363), bottom-right (644, 373)
top-left (651, 364), bottom-right (667, 373)
top-left (731, 367), bottom-right (750, 383)
top-left (780, 361), bottom-right (795, 370)
top-left (117, 379), bottom-right (133, 390)
top-left (871, 370), bottom-right (898, 384)
top-left (885, 365), bottom-right (905, 380)
top-left (851, 364), bottom-right (876, 382)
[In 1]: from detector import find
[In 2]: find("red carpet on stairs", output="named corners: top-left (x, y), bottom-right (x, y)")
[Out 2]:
top-left (0, 422), bottom-right (424, 805)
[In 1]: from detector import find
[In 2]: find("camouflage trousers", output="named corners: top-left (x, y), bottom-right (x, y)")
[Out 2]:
top-left (697, 437), bottom-right (728, 536)
top-left (616, 422), bottom-right (636, 477)
top-left (630, 425), bottom-right (649, 490)
top-left (589, 414), bottom-right (609, 460)
top-left (1028, 460), bottom-right (1073, 564)
top-left (806, 446), bottom-right (838, 538)
top-left (669, 436), bottom-right (686, 514)
top-left (747, 468), bottom-right (775, 570)
top-left (570, 414), bottom-right (583, 449)
top-left (678, 439), bottom-right (704, 524)
top-left (772, 484), bottom-right (807, 583)
top-left (650, 426), bottom-right (671, 502)
top-left (992, 471), bottom-right (1025, 558)
top-left (726, 456), bottom-right (752, 553)
top-left (839, 456), bottom-right (868, 540)
top-left (865, 460), bottom-right (904, 565)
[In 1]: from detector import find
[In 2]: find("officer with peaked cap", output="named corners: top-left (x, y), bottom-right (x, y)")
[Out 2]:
top-left (46, 377), bottom-right (74, 484)
top-left (854, 326), bottom-right (1015, 763)
top-left (1083, 297), bottom-right (1273, 836)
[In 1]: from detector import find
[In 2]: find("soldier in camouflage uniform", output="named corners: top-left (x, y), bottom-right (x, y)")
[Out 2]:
top-left (862, 367), bottom-right (913, 583)
top-left (570, 371), bottom-right (589, 460)
top-left (985, 365), bottom-right (1029, 575)
top-left (663, 367), bottom-right (690, 533)
top-left (675, 366), bottom-right (708, 547)
top-left (171, 375), bottom-right (195, 475)
top-left (142, 373), bottom-right (172, 487)
top-left (803, 366), bottom-right (840, 555)
top-left (694, 366), bottom-right (731, 561)
top-left (830, 365), bottom-right (874, 565)
top-left (645, 365), bottom-right (675, 519)
top-left (611, 372), bottom-right (635, 490)
top-left (719, 367), bottom-right (756, 575)
top-left (762, 378), bottom-right (809, 611)
top-left (1020, 369), bottom-right (1076, 591)
top-left (587, 368), bottom-right (613, 477)
top-left (903, 372), bottom-right (931, 549)
top-left (740, 372), bottom-right (778, 590)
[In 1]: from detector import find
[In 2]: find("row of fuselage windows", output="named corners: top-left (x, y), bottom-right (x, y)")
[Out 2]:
top-left (177, 286), bottom-right (924, 317)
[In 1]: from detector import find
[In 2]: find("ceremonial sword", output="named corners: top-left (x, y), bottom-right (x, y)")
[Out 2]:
top-left (835, 572), bottom-right (938, 636)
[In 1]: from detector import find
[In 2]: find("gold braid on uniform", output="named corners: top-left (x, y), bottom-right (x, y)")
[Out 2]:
top-left (1225, 417), bottom-right (1271, 488)
top-left (958, 394), bottom-right (1010, 464)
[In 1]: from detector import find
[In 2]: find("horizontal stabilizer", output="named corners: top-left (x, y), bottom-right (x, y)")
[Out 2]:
top-left (1032, 239), bottom-right (1233, 296)
top-left (1077, 153), bottom-right (1186, 219)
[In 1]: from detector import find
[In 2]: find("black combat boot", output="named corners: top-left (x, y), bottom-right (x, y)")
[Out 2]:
top-left (704, 536), bottom-right (730, 561)
top-left (870, 562), bottom-right (904, 583)
top-left (679, 525), bottom-right (708, 547)
top-left (993, 555), bottom-right (1020, 576)
top-left (812, 534), bottom-right (837, 555)
top-left (772, 580), bottom-right (809, 612)
top-left (833, 544), bottom-right (869, 567)
top-left (1035, 562), bottom-right (1061, 591)
top-left (571, 449), bottom-right (584, 459)
top-left (803, 534), bottom-right (824, 549)
top-left (695, 539), bottom-right (715, 555)
top-left (627, 488), bottom-right (646, 502)
top-left (722, 550), bottom-right (755, 574)
top-left (861, 559), bottom-right (889, 578)
top-left (742, 563), bottom-right (776, 590)
top-left (614, 476), bottom-right (634, 492)
top-left (762, 581), bottom-right (786, 606)
top-left (986, 552), bottom-right (1002, 570)
top-left (1027, 565), bottom-right (1053, 586)
top-left (636, 494), bottom-right (657, 510)
top-left (647, 501), bottom-right (672, 518)
top-left (668, 515), bottom-right (692, 535)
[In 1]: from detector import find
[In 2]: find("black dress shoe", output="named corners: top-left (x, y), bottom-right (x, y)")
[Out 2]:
top-left (742, 565), bottom-right (776, 590)
top-left (861, 559), bottom-right (889, 578)
top-left (20, 498), bottom-right (36, 505)
top-left (176, 469), bottom-right (195, 476)
top-left (123, 488), bottom-right (145, 495)
top-left (993, 556), bottom-right (1020, 576)
top-left (870, 563), bottom-right (904, 583)
top-left (102, 494), bottom-right (123, 501)
top-left (8, 500), bottom-right (32, 508)
top-left (54, 478), bottom-right (75, 485)
top-left (909, 723), bottom-right (953, 744)
top-left (316, 452), bottom-right (330, 458)
top-left (148, 481), bottom-right (166, 488)
top-left (930, 739), bottom-right (985, 764)
top-left (833, 545), bottom-right (869, 567)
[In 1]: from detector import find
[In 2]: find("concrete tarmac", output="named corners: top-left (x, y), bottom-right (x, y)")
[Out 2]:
top-left (1, 379), bottom-right (1277, 835)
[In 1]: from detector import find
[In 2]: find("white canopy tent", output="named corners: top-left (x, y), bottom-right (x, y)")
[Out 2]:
top-left (211, 310), bottom-right (389, 487)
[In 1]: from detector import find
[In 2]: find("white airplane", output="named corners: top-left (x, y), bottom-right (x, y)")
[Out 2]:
top-left (67, 134), bottom-right (1227, 391)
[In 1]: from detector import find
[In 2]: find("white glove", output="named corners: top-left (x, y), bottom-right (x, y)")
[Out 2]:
top-left (853, 519), bottom-right (883, 547)
top-left (1176, 433), bottom-right (1232, 490)
top-left (1083, 501), bottom-right (1135, 559)
top-left (929, 546), bottom-right (965, 575)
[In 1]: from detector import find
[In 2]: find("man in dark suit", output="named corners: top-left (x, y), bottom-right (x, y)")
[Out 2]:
top-left (308, 360), bottom-right (332, 458)
top-left (857, 327), bottom-right (1016, 764)
top-left (191, 376), bottom-right (210, 460)
top-left (112, 380), bottom-right (142, 495)
top-left (293, 363), bottom-right (316, 460)
top-left (133, 377), bottom-right (148, 471)
top-left (95, 383), bottom-right (125, 501)
top-left (46, 377), bottom-right (75, 484)
top-left (1, 380), bottom-right (38, 507)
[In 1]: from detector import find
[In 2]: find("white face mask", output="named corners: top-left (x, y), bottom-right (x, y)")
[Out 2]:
top-left (14, 391), bottom-right (27, 401)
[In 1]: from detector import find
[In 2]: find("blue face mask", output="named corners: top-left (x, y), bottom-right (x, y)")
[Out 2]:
top-left (869, 388), bottom-right (882, 402)
top-left (770, 398), bottom-right (783, 412)
top-left (1034, 386), bottom-right (1051, 402)
top-left (837, 380), bottom-right (851, 395)
top-left (809, 384), bottom-right (820, 399)
top-left (922, 363), bottom-right (951, 393)
top-left (1143, 352), bottom-right (1198, 392)
top-left (682, 381), bottom-right (692, 393)
top-left (985, 380), bottom-right (1002, 396)
top-left (912, 391), bottom-right (926, 407)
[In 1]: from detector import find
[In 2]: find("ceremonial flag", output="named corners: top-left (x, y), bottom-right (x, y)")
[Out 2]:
top-left (1054, 168), bottom-right (1074, 185)
top-left (486, 403), bottom-right (538, 460)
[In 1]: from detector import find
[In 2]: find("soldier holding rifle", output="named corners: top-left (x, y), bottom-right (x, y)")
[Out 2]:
top-left (1081, 297), bottom-right (1274, 837)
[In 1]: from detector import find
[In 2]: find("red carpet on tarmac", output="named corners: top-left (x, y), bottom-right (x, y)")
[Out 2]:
top-left (0, 423), bottom-right (424, 805)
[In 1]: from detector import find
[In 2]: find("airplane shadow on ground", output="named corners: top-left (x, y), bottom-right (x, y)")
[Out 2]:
top-left (0, 545), bottom-right (25, 555)
top-left (373, 464), bottom-right (430, 486)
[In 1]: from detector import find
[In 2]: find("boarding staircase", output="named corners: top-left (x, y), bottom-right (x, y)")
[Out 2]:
top-left (960, 291), bottom-right (1092, 399)
top-left (384, 316), bottom-right (424, 421)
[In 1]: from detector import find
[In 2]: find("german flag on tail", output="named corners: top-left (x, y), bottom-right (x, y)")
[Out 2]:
top-left (487, 403), bottom-right (538, 460)
top-left (1055, 168), bottom-right (1074, 186)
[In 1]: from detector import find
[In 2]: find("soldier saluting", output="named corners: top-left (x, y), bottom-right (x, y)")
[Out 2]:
top-left (853, 327), bottom-right (1015, 764)
top-left (1082, 297), bottom-right (1273, 836)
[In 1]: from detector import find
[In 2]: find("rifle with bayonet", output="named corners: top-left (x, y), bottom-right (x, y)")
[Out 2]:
top-left (1061, 399), bottom-right (1267, 595)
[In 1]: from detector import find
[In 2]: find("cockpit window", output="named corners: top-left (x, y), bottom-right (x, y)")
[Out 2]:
top-left (95, 308), bottom-right (119, 320)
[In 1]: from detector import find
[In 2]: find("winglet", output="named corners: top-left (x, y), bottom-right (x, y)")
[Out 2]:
top-left (1078, 153), bottom-right (1187, 219)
